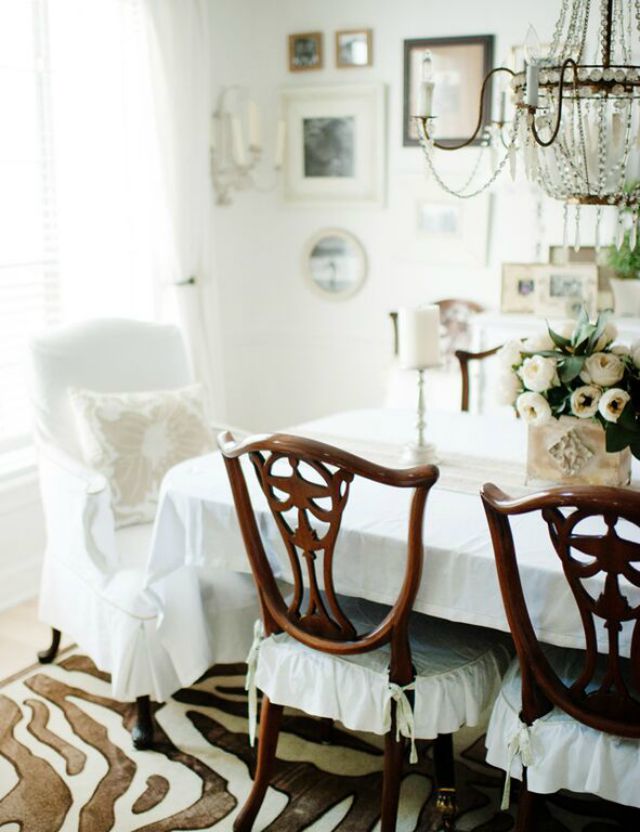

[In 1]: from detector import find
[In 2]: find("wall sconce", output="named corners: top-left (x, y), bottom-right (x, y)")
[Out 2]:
top-left (210, 86), bottom-right (285, 206)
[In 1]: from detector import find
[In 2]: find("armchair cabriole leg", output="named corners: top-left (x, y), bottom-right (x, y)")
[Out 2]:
top-left (37, 627), bottom-right (61, 664)
top-left (132, 695), bottom-right (154, 750)
top-left (234, 696), bottom-right (283, 832)
top-left (433, 733), bottom-right (457, 831)
top-left (380, 714), bottom-right (405, 832)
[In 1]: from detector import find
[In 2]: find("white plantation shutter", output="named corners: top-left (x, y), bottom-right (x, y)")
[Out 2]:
top-left (0, 0), bottom-right (59, 452)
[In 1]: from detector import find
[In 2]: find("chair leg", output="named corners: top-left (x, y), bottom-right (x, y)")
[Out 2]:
top-left (131, 696), bottom-right (155, 750)
top-left (380, 726), bottom-right (405, 832)
top-left (234, 696), bottom-right (283, 832)
top-left (433, 733), bottom-right (457, 832)
top-left (515, 773), bottom-right (540, 832)
top-left (37, 627), bottom-right (61, 664)
top-left (319, 716), bottom-right (333, 744)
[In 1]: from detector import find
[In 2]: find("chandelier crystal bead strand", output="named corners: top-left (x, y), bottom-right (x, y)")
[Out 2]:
top-left (415, 0), bottom-right (640, 248)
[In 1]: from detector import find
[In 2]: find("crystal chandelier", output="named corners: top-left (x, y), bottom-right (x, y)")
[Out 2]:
top-left (415, 0), bottom-right (640, 249)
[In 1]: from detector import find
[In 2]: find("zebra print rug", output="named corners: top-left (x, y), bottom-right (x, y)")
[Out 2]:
top-left (0, 652), bottom-right (630, 831)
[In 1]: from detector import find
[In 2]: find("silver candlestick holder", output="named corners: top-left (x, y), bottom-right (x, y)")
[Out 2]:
top-left (402, 368), bottom-right (439, 465)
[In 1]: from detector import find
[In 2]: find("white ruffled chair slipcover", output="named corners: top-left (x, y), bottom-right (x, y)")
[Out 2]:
top-left (486, 645), bottom-right (640, 809)
top-left (248, 596), bottom-right (512, 756)
top-left (29, 319), bottom-right (261, 706)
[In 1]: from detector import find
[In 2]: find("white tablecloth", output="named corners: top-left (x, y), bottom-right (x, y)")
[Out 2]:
top-left (144, 408), bottom-right (640, 695)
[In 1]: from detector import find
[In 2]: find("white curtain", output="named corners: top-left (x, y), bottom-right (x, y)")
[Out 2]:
top-left (143, 0), bottom-right (226, 419)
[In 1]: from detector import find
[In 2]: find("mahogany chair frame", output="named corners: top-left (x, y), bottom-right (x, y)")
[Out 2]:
top-left (454, 346), bottom-right (501, 412)
top-left (219, 431), bottom-right (441, 832)
top-left (481, 483), bottom-right (640, 831)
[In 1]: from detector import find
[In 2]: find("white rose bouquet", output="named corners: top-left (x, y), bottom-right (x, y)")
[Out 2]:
top-left (498, 309), bottom-right (640, 458)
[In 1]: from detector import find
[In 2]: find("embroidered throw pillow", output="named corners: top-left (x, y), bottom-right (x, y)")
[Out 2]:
top-left (70, 384), bottom-right (214, 527)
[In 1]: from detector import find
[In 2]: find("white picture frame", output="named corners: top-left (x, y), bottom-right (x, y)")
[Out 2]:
top-left (304, 228), bottom-right (367, 300)
top-left (280, 84), bottom-right (386, 206)
top-left (534, 264), bottom-right (599, 318)
top-left (394, 174), bottom-right (491, 266)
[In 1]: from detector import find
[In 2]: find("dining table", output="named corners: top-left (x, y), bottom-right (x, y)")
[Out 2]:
top-left (144, 407), bottom-right (640, 697)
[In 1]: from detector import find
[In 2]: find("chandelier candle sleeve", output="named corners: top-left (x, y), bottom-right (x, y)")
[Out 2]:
top-left (398, 306), bottom-right (441, 369)
top-left (231, 116), bottom-right (246, 166)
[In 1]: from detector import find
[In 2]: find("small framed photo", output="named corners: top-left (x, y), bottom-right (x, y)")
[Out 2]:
top-left (336, 29), bottom-right (373, 68)
top-left (534, 264), bottom-right (599, 318)
top-left (289, 32), bottom-right (323, 72)
top-left (403, 35), bottom-right (494, 147)
top-left (280, 83), bottom-right (385, 206)
top-left (501, 263), bottom-right (539, 313)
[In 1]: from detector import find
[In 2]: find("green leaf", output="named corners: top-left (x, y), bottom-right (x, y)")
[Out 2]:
top-left (558, 355), bottom-right (585, 383)
top-left (587, 310), bottom-right (613, 352)
top-left (547, 324), bottom-right (571, 350)
top-left (618, 401), bottom-right (637, 432)
top-left (605, 423), bottom-right (636, 453)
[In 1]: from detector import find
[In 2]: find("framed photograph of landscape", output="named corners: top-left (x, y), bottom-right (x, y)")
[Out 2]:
top-left (336, 29), bottom-right (373, 68)
top-left (280, 84), bottom-right (385, 206)
top-left (534, 264), bottom-right (599, 318)
top-left (403, 35), bottom-right (494, 147)
top-left (288, 32), bottom-right (323, 72)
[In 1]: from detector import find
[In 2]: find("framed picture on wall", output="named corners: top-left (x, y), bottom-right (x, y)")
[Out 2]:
top-left (336, 29), bottom-right (373, 68)
top-left (280, 84), bottom-right (385, 206)
top-left (501, 263), bottom-right (540, 313)
top-left (288, 32), bottom-right (323, 72)
top-left (534, 264), bottom-right (599, 318)
top-left (403, 35), bottom-right (494, 147)
top-left (394, 174), bottom-right (490, 266)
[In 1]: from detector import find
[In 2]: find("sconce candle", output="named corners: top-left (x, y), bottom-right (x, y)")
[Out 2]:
top-left (248, 100), bottom-right (261, 149)
top-left (275, 119), bottom-right (286, 168)
top-left (231, 116), bottom-right (247, 166)
top-left (398, 306), bottom-right (441, 369)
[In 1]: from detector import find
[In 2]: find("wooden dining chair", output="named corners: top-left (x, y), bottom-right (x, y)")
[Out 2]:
top-left (219, 432), bottom-right (513, 832)
top-left (481, 483), bottom-right (640, 829)
top-left (454, 346), bottom-right (501, 411)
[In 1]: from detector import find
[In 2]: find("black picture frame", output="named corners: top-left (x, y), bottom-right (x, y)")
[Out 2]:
top-left (403, 34), bottom-right (494, 148)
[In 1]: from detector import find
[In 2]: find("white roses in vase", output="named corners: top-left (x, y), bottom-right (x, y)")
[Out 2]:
top-left (498, 310), bottom-right (640, 458)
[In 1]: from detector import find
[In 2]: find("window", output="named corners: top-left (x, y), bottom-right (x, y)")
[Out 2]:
top-left (0, 0), bottom-right (59, 452)
top-left (0, 0), bottom-right (161, 457)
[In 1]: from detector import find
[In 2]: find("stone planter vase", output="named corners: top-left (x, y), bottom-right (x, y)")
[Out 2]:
top-left (610, 276), bottom-right (640, 317)
top-left (526, 416), bottom-right (631, 487)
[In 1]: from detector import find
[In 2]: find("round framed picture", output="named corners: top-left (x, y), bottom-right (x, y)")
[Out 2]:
top-left (304, 229), bottom-right (367, 300)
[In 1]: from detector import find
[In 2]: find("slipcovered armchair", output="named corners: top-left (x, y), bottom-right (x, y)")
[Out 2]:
top-left (28, 319), bottom-right (261, 748)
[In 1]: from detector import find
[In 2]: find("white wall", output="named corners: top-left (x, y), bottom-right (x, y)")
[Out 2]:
top-left (0, 474), bottom-right (44, 611)
top-left (208, 0), bottom-right (572, 431)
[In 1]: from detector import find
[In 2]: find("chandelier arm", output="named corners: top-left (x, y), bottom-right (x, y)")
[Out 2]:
top-left (422, 66), bottom-right (514, 151)
top-left (529, 58), bottom-right (579, 148)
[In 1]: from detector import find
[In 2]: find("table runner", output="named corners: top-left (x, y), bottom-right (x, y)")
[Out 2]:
top-left (293, 429), bottom-right (531, 497)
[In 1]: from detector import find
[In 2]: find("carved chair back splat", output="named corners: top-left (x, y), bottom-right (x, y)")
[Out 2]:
top-left (482, 483), bottom-right (640, 736)
top-left (219, 431), bottom-right (439, 684)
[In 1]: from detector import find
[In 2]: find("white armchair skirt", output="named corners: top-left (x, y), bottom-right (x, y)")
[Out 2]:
top-left (40, 533), bottom-right (261, 703)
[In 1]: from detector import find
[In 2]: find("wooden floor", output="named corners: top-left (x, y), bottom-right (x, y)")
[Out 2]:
top-left (0, 598), bottom-right (70, 681)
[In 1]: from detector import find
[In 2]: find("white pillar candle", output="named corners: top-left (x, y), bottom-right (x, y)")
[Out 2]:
top-left (248, 100), bottom-right (261, 150)
top-left (231, 116), bottom-right (246, 166)
top-left (398, 306), bottom-right (441, 369)
top-left (275, 119), bottom-right (286, 168)
top-left (415, 81), bottom-right (435, 117)
top-left (525, 61), bottom-right (539, 107)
